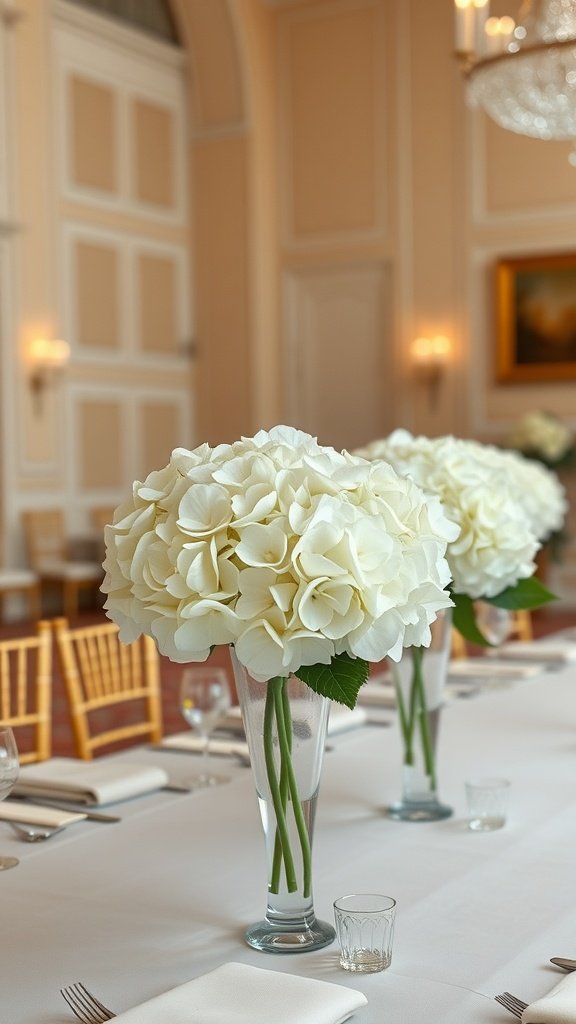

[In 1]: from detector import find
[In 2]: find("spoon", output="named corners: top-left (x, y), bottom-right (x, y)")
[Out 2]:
top-left (550, 958), bottom-right (576, 972)
top-left (7, 821), bottom-right (65, 842)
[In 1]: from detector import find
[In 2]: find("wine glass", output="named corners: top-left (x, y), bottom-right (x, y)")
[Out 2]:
top-left (0, 727), bottom-right (20, 870)
top-left (179, 667), bottom-right (232, 787)
top-left (475, 602), bottom-right (512, 647)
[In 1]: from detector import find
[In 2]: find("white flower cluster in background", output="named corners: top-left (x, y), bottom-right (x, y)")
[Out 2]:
top-left (474, 443), bottom-right (567, 544)
top-left (355, 430), bottom-right (540, 601)
top-left (507, 411), bottom-right (574, 466)
top-left (102, 426), bottom-right (457, 681)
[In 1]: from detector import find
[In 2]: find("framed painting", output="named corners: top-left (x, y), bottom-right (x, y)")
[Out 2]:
top-left (496, 252), bottom-right (576, 383)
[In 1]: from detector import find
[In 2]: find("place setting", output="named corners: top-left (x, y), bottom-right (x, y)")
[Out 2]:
top-left (495, 958), bottom-right (576, 1022)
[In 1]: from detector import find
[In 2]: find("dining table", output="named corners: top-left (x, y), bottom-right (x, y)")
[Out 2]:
top-left (2, 644), bottom-right (576, 1024)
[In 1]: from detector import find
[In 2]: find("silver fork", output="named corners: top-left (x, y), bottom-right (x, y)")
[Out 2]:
top-left (494, 991), bottom-right (529, 1020)
top-left (7, 821), bottom-right (65, 842)
top-left (60, 982), bottom-right (116, 1022)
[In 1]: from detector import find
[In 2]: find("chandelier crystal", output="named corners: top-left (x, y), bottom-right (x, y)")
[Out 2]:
top-left (456, 0), bottom-right (576, 157)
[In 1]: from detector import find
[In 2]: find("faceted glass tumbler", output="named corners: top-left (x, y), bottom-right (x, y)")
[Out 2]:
top-left (333, 894), bottom-right (396, 973)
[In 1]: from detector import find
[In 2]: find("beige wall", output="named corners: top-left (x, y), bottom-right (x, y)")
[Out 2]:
top-left (2, 0), bottom-right (576, 599)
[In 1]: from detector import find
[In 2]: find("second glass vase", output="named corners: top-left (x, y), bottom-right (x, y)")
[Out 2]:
top-left (387, 610), bottom-right (453, 822)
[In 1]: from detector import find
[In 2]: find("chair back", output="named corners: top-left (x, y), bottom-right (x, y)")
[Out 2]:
top-left (508, 609), bottom-right (533, 642)
top-left (53, 618), bottom-right (163, 759)
top-left (22, 509), bottom-right (68, 569)
top-left (0, 621), bottom-right (52, 763)
top-left (90, 507), bottom-right (116, 563)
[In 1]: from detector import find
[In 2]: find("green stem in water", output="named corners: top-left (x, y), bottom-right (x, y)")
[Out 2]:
top-left (273, 682), bottom-right (312, 899)
top-left (393, 658), bottom-right (419, 766)
top-left (411, 647), bottom-right (437, 789)
top-left (263, 679), bottom-right (297, 893)
top-left (270, 684), bottom-right (292, 892)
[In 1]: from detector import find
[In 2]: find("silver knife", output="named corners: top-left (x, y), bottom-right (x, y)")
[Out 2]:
top-left (550, 957), bottom-right (576, 971)
top-left (10, 796), bottom-right (120, 823)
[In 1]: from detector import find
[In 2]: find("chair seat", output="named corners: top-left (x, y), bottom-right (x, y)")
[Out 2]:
top-left (37, 560), bottom-right (103, 581)
top-left (0, 569), bottom-right (39, 588)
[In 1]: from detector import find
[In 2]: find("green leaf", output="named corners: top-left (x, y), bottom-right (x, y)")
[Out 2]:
top-left (295, 653), bottom-right (370, 709)
top-left (485, 576), bottom-right (556, 611)
top-left (451, 592), bottom-right (493, 647)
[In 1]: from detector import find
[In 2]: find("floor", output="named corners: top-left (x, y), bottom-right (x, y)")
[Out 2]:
top-left (2, 601), bottom-right (574, 761)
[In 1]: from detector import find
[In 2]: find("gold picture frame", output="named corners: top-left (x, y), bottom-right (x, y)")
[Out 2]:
top-left (496, 252), bottom-right (576, 383)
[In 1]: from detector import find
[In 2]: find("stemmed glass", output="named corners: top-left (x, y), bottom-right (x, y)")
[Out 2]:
top-left (0, 727), bottom-right (20, 870)
top-left (475, 602), bottom-right (512, 647)
top-left (179, 667), bottom-right (232, 788)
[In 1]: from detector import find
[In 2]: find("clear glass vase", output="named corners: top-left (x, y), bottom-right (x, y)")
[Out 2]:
top-left (387, 610), bottom-right (453, 822)
top-left (231, 650), bottom-right (336, 953)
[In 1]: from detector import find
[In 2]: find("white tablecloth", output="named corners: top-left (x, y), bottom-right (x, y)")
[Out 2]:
top-left (2, 660), bottom-right (575, 1023)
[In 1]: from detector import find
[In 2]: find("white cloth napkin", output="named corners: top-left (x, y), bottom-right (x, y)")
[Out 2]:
top-left (220, 704), bottom-right (367, 736)
top-left (521, 971), bottom-right (576, 1023)
top-left (327, 704), bottom-right (368, 734)
top-left (160, 733), bottom-right (251, 761)
top-left (13, 758), bottom-right (169, 805)
top-left (111, 962), bottom-right (367, 1024)
top-left (357, 677), bottom-right (396, 707)
top-left (0, 800), bottom-right (87, 828)
top-left (448, 658), bottom-right (544, 679)
top-left (494, 641), bottom-right (576, 663)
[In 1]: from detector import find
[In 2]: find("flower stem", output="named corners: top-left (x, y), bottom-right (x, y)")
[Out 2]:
top-left (270, 685), bottom-right (292, 892)
top-left (273, 683), bottom-right (312, 899)
top-left (411, 647), bottom-right (437, 788)
top-left (265, 677), bottom-right (313, 899)
top-left (394, 648), bottom-right (437, 787)
top-left (263, 680), bottom-right (297, 893)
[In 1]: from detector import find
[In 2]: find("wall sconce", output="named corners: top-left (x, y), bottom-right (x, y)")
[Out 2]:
top-left (0, 0), bottom-right (24, 26)
top-left (410, 335), bottom-right (451, 411)
top-left (27, 338), bottom-right (70, 415)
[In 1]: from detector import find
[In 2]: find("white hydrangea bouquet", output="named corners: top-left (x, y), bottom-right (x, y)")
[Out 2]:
top-left (507, 410), bottom-right (575, 470)
top-left (103, 426), bottom-right (457, 895)
top-left (355, 429), bottom-right (555, 645)
top-left (506, 411), bottom-right (572, 564)
top-left (354, 429), bottom-right (555, 820)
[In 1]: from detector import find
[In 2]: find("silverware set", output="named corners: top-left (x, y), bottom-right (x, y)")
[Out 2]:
top-left (495, 957), bottom-right (576, 1020)
top-left (57, 957), bottom-right (576, 1023)
top-left (494, 992), bottom-right (529, 1020)
top-left (7, 821), bottom-right (65, 842)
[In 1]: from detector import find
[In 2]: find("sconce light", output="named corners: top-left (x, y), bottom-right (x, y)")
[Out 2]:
top-left (410, 335), bottom-right (451, 411)
top-left (0, 0), bottom-right (24, 26)
top-left (27, 338), bottom-right (70, 415)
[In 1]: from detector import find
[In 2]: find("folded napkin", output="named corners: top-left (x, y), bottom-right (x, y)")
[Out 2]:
top-left (0, 800), bottom-right (86, 828)
top-left (111, 962), bottom-right (367, 1024)
top-left (160, 734), bottom-right (251, 762)
top-left (494, 641), bottom-right (576, 663)
top-left (327, 704), bottom-right (368, 734)
top-left (13, 758), bottom-right (169, 805)
top-left (357, 677), bottom-right (396, 708)
top-left (521, 971), bottom-right (576, 1023)
top-left (448, 658), bottom-right (544, 679)
top-left (220, 704), bottom-right (367, 736)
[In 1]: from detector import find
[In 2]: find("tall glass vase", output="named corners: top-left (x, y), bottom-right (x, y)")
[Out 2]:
top-left (387, 609), bottom-right (453, 822)
top-left (231, 650), bottom-right (336, 953)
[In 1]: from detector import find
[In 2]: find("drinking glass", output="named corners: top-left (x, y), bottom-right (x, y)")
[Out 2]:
top-left (0, 727), bottom-right (20, 869)
top-left (333, 894), bottom-right (397, 973)
top-left (179, 667), bottom-right (232, 787)
top-left (466, 777), bottom-right (510, 831)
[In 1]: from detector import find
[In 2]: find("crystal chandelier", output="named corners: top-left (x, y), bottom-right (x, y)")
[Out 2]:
top-left (455, 0), bottom-right (576, 160)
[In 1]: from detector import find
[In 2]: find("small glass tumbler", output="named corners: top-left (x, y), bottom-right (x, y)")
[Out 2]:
top-left (333, 893), bottom-right (396, 973)
top-left (466, 777), bottom-right (510, 832)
